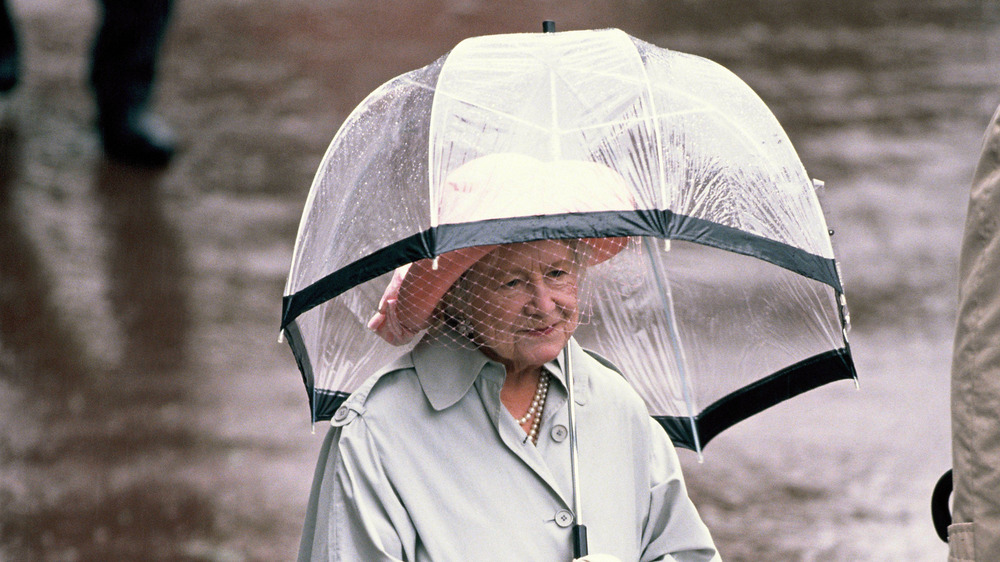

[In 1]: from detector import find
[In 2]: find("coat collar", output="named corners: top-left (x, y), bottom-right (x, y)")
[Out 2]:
top-left (411, 334), bottom-right (493, 411)
top-left (410, 331), bottom-right (590, 411)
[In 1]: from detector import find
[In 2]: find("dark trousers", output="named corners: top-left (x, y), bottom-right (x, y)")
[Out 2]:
top-left (0, 0), bottom-right (173, 127)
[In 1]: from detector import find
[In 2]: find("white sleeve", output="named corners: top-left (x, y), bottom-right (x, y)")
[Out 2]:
top-left (640, 418), bottom-right (721, 562)
top-left (299, 419), bottom-right (416, 561)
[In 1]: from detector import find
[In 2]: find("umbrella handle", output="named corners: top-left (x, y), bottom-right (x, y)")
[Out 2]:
top-left (564, 345), bottom-right (589, 557)
top-left (572, 525), bottom-right (588, 558)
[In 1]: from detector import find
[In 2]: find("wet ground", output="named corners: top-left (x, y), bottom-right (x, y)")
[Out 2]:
top-left (1, 0), bottom-right (999, 560)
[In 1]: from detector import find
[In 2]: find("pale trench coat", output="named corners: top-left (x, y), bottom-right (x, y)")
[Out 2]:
top-left (949, 101), bottom-right (1000, 561)
top-left (298, 335), bottom-right (720, 561)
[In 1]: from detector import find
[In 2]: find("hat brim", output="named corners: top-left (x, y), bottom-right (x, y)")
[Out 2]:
top-left (394, 236), bottom-right (628, 335)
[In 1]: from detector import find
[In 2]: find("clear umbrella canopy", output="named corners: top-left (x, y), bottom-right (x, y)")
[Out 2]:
top-left (281, 27), bottom-right (855, 453)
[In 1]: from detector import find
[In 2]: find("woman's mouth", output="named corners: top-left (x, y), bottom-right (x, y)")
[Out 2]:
top-left (522, 324), bottom-right (557, 337)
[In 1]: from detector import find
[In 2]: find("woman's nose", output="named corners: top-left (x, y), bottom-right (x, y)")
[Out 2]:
top-left (525, 281), bottom-right (557, 315)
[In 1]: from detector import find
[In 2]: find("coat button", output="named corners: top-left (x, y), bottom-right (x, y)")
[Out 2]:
top-left (550, 425), bottom-right (568, 442)
top-left (554, 509), bottom-right (574, 528)
top-left (333, 406), bottom-right (349, 422)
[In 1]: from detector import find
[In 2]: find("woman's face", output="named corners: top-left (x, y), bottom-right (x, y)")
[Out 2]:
top-left (458, 240), bottom-right (581, 374)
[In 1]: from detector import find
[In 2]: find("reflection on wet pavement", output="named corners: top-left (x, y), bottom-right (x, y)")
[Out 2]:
top-left (96, 163), bottom-right (191, 376)
top-left (0, 121), bottom-right (215, 557)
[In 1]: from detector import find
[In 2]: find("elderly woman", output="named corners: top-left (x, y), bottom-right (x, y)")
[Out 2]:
top-left (298, 157), bottom-right (719, 561)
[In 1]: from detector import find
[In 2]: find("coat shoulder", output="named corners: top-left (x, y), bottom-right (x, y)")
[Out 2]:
top-left (578, 346), bottom-right (648, 413)
top-left (331, 352), bottom-right (422, 427)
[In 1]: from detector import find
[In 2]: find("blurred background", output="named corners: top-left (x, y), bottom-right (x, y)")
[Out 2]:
top-left (1, 0), bottom-right (998, 559)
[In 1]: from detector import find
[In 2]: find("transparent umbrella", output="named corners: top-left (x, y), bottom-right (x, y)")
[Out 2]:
top-left (281, 24), bottom-right (856, 553)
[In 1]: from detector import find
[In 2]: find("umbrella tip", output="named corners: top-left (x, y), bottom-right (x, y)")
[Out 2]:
top-left (542, 20), bottom-right (556, 33)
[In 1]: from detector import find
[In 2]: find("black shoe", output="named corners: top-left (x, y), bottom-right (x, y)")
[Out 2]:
top-left (100, 112), bottom-right (176, 168)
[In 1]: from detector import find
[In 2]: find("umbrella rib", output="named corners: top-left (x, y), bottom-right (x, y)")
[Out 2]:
top-left (431, 93), bottom-right (716, 141)
top-left (435, 63), bottom-right (774, 163)
top-left (434, 88), bottom-right (554, 135)
top-left (641, 239), bottom-right (703, 458)
top-left (563, 108), bottom-right (706, 135)
top-left (653, 81), bottom-right (797, 175)
top-left (634, 52), bottom-right (670, 209)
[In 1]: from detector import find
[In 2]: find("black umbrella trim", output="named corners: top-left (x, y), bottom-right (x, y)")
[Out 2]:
top-left (314, 389), bottom-right (351, 423)
top-left (305, 347), bottom-right (856, 451)
top-left (283, 320), bottom-right (321, 416)
top-left (281, 209), bottom-right (842, 330)
top-left (654, 347), bottom-right (857, 451)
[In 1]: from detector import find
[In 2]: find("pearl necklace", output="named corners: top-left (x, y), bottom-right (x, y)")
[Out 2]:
top-left (516, 372), bottom-right (550, 444)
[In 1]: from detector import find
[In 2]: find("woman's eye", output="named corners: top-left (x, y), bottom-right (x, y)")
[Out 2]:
top-left (502, 278), bottom-right (522, 289)
top-left (547, 269), bottom-right (568, 279)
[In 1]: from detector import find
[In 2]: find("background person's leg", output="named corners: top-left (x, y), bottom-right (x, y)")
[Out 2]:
top-left (0, 0), bottom-right (19, 93)
top-left (91, 0), bottom-right (175, 167)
